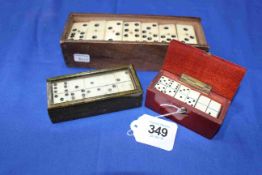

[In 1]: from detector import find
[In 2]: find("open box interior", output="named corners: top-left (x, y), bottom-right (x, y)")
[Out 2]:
top-left (146, 40), bottom-right (246, 137)
top-left (61, 13), bottom-right (208, 48)
top-left (150, 70), bottom-right (230, 124)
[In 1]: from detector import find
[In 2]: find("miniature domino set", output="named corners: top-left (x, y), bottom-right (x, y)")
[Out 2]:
top-left (47, 65), bottom-right (143, 123)
top-left (155, 76), bottom-right (222, 118)
top-left (51, 69), bottom-right (134, 104)
top-left (68, 20), bottom-right (198, 44)
top-left (145, 40), bottom-right (246, 138)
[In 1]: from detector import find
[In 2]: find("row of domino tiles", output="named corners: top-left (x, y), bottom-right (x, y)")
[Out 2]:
top-left (51, 70), bottom-right (134, 104)
top-left (154, 76), bottom-right (222, 118)
top-left (67, 21), bottom-right (198, 44)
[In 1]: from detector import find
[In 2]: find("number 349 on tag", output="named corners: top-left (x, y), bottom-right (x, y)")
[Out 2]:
top-left (148, 124), bottom-right (168, 138)
top-left (130, 114), bottom-right (178, 151)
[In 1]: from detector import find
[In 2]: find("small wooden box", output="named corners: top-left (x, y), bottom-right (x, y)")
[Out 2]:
top-left (145, 41), bottom-right (246, 138)
top-left (47, 65), bottom-right (143, 123)
top-left (60, 13), bottom-right (209, 70)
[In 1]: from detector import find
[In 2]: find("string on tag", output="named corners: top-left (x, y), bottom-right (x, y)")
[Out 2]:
top-left (127, 104), bottom-right (187, 136)
top-left (127, 129), bottom-right (134, 136)
top-left (155, 104), bottom-right (187, 119)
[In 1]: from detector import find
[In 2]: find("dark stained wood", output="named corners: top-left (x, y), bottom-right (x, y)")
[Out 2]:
top-left (50, 94), bottom-right (142, 123)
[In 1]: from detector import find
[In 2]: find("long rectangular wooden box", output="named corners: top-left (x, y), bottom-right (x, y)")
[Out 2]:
top-left (60, 13), bottom-right (209, 70)
top-left (145, 41), bottom-right (246, 138)
top-left (47, 65), bottom-right (143, 123)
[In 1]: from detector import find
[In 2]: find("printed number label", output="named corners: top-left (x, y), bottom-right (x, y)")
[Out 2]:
top-left (130, 114), bottom-right (178, 151)
top-left (148, 125), bottom-right (168, 137)
top-left (73, 54), bottom-right (90, 63)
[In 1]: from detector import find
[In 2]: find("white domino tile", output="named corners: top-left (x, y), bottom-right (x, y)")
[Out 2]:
top-left (185, 90), bottom-right (200, 107)
top-left (93, 75), bottom-right (110, 87)
top-left (174, 92), bottom-right (189, 102)
top-left (159, 24), bottom-right (177, 43)
top-left (52, 82), bottom-right (66, 94)
top-left (158, 76), bottom-right (173, 86)
top-left (53, 93), bottom-right (69, 104)
top-left (91, 86), bottom-right (107, 97)
top-left (206, 100), bottom-right (222, 118)
top-left (176, 24), bottom-right (198, 44)
top-left (113, 70), bottom-right (132, 82)
top-left (165, 87), bottom-right (177, 97)
top-left (155, 82), bottom-right (167, 93)
top-left (141, 22), bottom-right (159, 42)
top-left (85, 21), bottom-right (106, 40)
top-left (174, 85), bottom-right (191, 102)
top-left (195, 96), bottom-right (211, 113)
top-left (117, 81), bottom-right (134, 92)
top-left (104, 84), bottom-right (119, 94)
top-left (67, 79), bottom-right (84, 91)
top-left (197, 95), bottom-right (211, 106)
top-left (70, 90), bottom-right (84, 101)
top-left (206, 108), bottom-right (219, 118)
top-left (170, 81), bottom-right (180, 91)
top-left (85, 88), bottom-right (97, 98)
top-left (195, 102), bottom-right (208, 112)
top-left (208, 100), bottom-right (222, 112)
top-left (105, 20), bottom-right (123, 41)
top-left (67, 22), bottom-right (89, 40)
top-left (122, 22), bottom-right (141, 42)
top-left (84, 76), bottom-right (98, 88)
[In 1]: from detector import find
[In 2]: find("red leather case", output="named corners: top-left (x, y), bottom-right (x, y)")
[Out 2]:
top-left (145, 40), bottom-right (246, 138)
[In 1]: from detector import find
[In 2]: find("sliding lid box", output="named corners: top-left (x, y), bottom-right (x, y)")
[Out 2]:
top-left (145, 40), bottom-right (246, 138)
top-left (47, 65), bottom-right (143, 123)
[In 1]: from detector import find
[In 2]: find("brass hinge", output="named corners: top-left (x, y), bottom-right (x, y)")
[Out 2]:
top-left (180, 74), bottom-right (212, 94)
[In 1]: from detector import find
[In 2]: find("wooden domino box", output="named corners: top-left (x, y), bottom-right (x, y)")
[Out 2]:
top-left (145, 41), bottom-right (246, 138)
top-left (60, 13), bottom-right (209, 71)
top-left (47, 65), bottom-right (143, 123)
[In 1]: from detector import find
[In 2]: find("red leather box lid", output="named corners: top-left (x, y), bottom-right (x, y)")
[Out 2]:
top-left (162, 41), bottom-right (246, 100)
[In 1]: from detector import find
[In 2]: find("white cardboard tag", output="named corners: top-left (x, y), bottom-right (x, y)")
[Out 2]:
top-left (130, 114), bottom-right (178, 151)
top-left (73, 53), bottom-right (90, 63)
